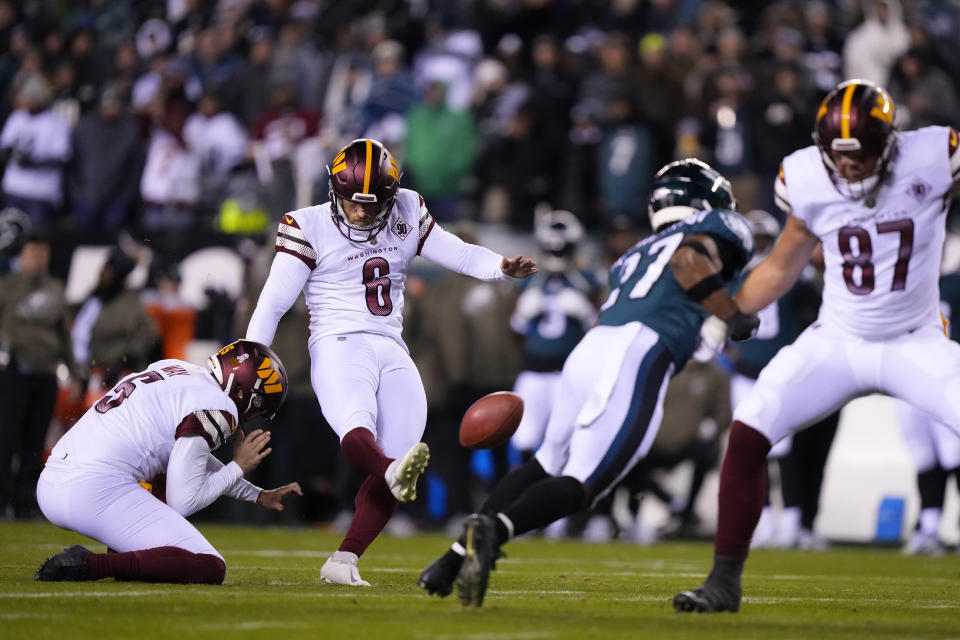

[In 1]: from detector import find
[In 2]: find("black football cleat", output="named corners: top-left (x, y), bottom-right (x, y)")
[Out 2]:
top-left (456, 513), bottom-right (500, 607)
top-left (35, 545), bottom-right (93, 582)
top-left (673, 583), bottom-right (741, 613)
top-left (417, 552), bottom-right (463, 597)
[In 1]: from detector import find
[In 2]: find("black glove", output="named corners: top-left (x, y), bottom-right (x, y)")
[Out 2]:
top-left (727, 310), bottom-right (760, 341)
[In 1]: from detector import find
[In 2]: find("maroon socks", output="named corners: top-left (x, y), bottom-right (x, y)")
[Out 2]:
top-left (339, 475), bottom-right (398, 556)
top-left (714, 421), bottom-right (772, 558)
top-left (88, 546), bottom-right (225, 584)
top-left (340, 427), bottom-right (394, 477)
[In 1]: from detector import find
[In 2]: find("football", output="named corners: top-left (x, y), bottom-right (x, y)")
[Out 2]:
top-left (459, 391), bottom-right (524, 449)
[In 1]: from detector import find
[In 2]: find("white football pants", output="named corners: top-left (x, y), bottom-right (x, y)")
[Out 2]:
top-left (730, 372), bottom-right (793, 458)
top-left (735, 322), bottom-right (960, 446)
top-left (536, 323), bottom-right (674, 507)
top-left (309, 333), bottom-right (427, 458)
top-left (36, 465), bottom-right (221, 558)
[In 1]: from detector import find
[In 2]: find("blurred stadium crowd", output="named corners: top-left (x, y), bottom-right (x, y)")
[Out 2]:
top-left (1, 0), bottom-right (960, 549)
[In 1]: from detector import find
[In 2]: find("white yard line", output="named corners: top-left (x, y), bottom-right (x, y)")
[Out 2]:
top-left (0, 590), bottom-right (168, 598)
top-left (424, 634), bottom-right (557, 640)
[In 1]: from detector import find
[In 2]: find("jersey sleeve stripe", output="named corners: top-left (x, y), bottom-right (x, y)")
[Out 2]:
top-left (417, 217), bottom-right (436, 255)
top-left (199, 410), bottom-right (230, 448)
top-left (277, 230), bottom-right (314, 251)
top-left (276, 218), bottom-right (318, 268)
top-left (174, 413), bottom-right (216, 449)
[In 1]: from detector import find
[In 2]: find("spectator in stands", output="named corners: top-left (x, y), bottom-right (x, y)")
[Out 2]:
top-left (0, 229), bottom-right (80, 518)
top-left (70, 86), bottom-right (143, 231)
top-left (801, 1), bottom-right (843, 94)
top-left (250, 74), bottom-right (321, 216)
top-left (109, 40), bottom-right (140, 99)
top-left (190, 24), bottom-right (241, 91)
top-left (67, 26), bottom-right (106, 112)
top-left (843, 0), bottom-right (910, 86)
top-left (0, 74), bottom-right (71, 227)
top-left (140, 83), bottom-right (200, 231)
top-left (405, 80), bottom-right (475, 222)
top-left (359, 39), bottom-right (418, 135)
top-left (476, 101), bottom-right (556, 228)
top-left (184, 88), bottom-right (249, 210)
top-left (751, 63), bottom-right (817, 217)
top-left (229, 26), bottom-right (274, 128)
top-left (597, 92), bottom-right (655, 226)
top-left (635, 33), bottom-right (685, 167)
top-left (700, 64), bottom-right (756, 211)
top-left (576, 31), bottom-right (640, 130)
top-left (887, 48), bottom-right (959, 130)
top-left (0, 24), bottom-right (33, 120)
top-left (72, 247), bottom-right (159, 391)
top-left (271, 14), bottom-right (324, 112)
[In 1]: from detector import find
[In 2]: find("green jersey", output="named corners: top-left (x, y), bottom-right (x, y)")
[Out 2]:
top-left (597, 209), bottom-right (753, 366)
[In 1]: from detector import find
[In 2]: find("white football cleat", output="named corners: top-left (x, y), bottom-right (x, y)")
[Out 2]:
top-left (384, 442), bottom-right (430, 502)
top-left (321, 551), bottom-right (371, 587)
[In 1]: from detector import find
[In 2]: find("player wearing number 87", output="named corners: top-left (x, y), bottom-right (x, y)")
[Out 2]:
top-left (245, 138), bottom-right (537, 586)
top-left (35, 340), bottom-right (301, 584)
top-left (419, 159), bottom-right (755, 606)
top-left (675, 80), bottom-right (960, 613)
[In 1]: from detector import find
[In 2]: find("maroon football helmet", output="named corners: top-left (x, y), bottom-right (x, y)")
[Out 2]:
top-left (207, 339), bottom-right (288, 427)
top-left (327, 138), bottom-right (401, 242)
top-left (812, 79), bottom-right (898, 201)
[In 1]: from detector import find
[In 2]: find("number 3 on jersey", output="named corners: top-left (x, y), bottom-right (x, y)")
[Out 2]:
top-left (362, 257), bottom-right (393, 316)
top-left (838, 219), bottom-right (913, 295)
top-left (600, 232), bottom-right (684, 311)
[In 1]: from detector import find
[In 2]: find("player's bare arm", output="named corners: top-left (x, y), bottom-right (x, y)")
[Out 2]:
top-left (734, 214), bottom-right (819, 315)
top-left (670, 233), bottom-right (758, 340)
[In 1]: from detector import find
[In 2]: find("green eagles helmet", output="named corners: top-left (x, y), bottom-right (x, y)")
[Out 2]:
top-left (647, 159), bottom-right (736, 231)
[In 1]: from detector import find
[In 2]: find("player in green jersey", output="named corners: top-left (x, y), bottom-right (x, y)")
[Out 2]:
top-left (418, 159), bottom-right (759, 607)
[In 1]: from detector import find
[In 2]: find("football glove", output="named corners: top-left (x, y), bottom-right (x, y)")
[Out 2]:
top-left (727, 310), bottom-right (760, 342)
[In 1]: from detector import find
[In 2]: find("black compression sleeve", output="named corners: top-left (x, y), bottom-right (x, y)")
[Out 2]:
top-left (710, 234), bottom-right (748, 279)
top-left (686, 273), bottom-right (725, 302)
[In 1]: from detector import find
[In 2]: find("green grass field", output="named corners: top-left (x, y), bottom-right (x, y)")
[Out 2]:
top-left (0, 521), bottom-right (957, 639)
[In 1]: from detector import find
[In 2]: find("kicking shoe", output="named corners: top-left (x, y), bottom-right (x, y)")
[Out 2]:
top-left (417, 552), bottom-right (464, 597)
top-left (320, 551), bottom-right (371, 587)
top-left (385, 443), bottom-right (430, 502)
top-left (673, 582), bottom-right (741, 613)
top-left (35, 545), bottom-right (93, 581)
top-left (456, 513), bottom-right (500, 607)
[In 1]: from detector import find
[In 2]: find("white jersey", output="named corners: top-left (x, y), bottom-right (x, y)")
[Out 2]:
top-left (0, 108), bottom-right (71, 205)
top-left (272, 188), bottom-right (435, 347)
top-left (777, 126), bottom-right (960, 340)
top-left (48, 360), bottom-right (238, 482)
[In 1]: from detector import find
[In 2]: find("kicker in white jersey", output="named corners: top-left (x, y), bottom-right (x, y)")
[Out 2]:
top-left (272, 188), bottom-right (435, 347)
